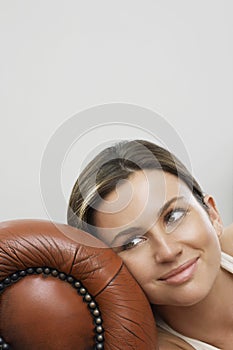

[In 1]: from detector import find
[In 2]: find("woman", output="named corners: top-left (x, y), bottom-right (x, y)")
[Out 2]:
top-left (68, 139), bottom-right (233, 349)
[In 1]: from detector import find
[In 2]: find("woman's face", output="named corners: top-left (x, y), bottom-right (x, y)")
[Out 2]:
top-left (93, 170), bottom-right (223, 306)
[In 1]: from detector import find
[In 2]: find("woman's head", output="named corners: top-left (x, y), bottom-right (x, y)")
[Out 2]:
top-left (68, 139), bottom-right (223, 307)
top-left (68, 139), bottom-right (206, 233)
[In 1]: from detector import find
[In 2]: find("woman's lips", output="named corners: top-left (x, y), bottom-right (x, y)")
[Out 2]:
top-left (159, 257), bottom-right (199, 285)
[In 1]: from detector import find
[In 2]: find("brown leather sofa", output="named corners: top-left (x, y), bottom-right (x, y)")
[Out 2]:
top-left (0, 219), bottom-right (158, 349)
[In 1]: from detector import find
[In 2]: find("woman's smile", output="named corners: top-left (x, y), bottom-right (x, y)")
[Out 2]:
top-left (158, 257), bottom-right (199, 285)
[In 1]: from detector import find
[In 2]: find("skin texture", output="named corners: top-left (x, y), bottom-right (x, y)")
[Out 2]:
top-left (220, 223), bottom-right (233, 255)
top-left (93, 169), bottom-right (233, 349)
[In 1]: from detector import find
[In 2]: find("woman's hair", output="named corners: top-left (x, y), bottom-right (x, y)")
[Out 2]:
top-left (67, 139), bottom-right (206, 234)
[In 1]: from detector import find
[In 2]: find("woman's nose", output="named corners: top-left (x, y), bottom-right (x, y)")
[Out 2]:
top-left (150, 231), bottom-right (183, 264)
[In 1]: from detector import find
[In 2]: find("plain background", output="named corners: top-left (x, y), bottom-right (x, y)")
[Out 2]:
top-left (0, 1), bottom-right (232, 226)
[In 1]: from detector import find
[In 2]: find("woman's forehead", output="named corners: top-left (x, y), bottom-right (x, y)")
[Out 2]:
top-left (94, 170), bottom-right (193, 225)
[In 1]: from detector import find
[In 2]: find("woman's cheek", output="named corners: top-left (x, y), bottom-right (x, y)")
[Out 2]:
top-left (178, 217), bottom-right (221, 258)
top-left (120, 251), bottom-right (154, 286)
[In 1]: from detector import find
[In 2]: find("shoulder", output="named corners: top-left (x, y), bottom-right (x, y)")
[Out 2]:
top-left (157, 327), bottom-right (195, 350)
top-left (220, 223), bottom-right (233, 256)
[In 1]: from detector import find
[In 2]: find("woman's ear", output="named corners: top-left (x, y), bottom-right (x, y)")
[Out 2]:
top-left (204, 195), bottom-right (223, 237)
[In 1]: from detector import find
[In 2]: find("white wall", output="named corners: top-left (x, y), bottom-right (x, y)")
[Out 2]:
top-left (1, 1), bottom-right (232, 226)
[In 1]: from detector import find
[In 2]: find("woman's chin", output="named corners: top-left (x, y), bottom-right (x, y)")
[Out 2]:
top-left (149, 284), bottom-right (211, 308)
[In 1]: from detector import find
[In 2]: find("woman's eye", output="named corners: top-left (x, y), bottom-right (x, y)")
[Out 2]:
top-left (164, 208), bottom-right (186, 226)
top-left (121, 236), bottom-right (146, 251)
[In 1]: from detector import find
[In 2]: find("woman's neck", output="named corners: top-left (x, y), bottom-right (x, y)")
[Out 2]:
top-left (153, 266), bottom-right (233, 348)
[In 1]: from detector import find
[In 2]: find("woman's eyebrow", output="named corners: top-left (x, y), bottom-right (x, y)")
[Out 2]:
top-left (110, 227), bottom-right (143, 246)
top-left (157, 195), bottom-right (185, 218)
top-left (110, 196), bottom-right (185, 246)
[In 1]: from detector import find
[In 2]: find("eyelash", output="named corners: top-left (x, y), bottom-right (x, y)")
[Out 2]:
top-left (120, 236), bottom-right (147, 252)
top-left (164, 207), bottom-right (187, 226)
top-left (119, 207), bottom-right (188, 252)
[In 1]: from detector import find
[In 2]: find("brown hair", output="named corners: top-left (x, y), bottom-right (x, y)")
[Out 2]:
top-left (67, 139), bottom-right (206, 234)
